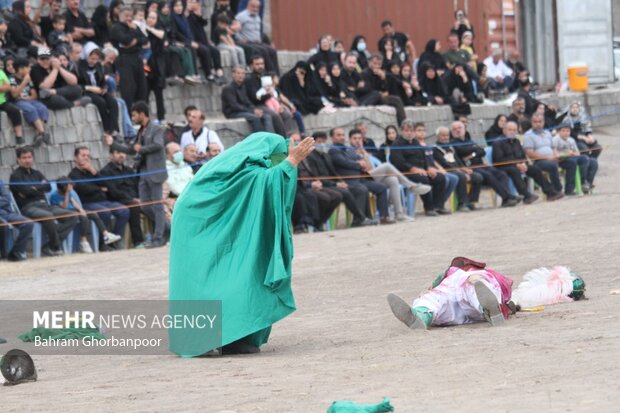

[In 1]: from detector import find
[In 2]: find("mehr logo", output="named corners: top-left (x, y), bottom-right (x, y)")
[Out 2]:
top-left (33, 311), bottom-right (96, 329)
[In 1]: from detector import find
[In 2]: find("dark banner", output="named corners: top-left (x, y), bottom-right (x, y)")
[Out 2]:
top-left (0, 301), bottom-right (222, 356)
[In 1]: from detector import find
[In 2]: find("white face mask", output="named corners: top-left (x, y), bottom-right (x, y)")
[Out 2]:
top-left (172, 151), bottom-right (183, 164)
top-left (357, 42), bottom-right (366, 52)
top-left (315, 143), bottom-right (329, 154)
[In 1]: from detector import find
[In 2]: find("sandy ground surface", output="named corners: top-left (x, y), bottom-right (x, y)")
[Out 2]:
top-left (1, 128), bottom-right (620, 413)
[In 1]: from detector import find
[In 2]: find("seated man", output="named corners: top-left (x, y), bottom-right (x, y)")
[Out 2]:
top-left (390, 120), bottom-right (450, 216)
top-left (99, 148), bottom-right (145, 248)
top-left (244, 55), bottom-right (296, 136)
top-left (234, 0), bottom-right (279, 74)
top-left (165, 142), bottom-right (194, 198)
top-left (304, 131), bottom-right (372, 227)
top-left (450, 121), bottom-right (520, 207)
top-left (507, 96), bottom-right (527, 126)
top-left (206, 143), bottom-right (222, 160)
top-left (294, 133), bottom-right (342, 231)
top-left (221, 66), bottom-right (275, 133)
top-left (553, 124), bottom-right (597, 194)
top-left (433, 126), bottom-right (483, 211)
top-left (328, 127), bottom-right (395, 225)
top-left (180, 109), bottom-right (225, 158)
top-left (493, 121), bottom-right (562, 202)
top-left (483, 49), bottom-right (513, 91)
top-left (387, 257), bottom-right (513, 329)
top-left (182, 143), bottom-right (204, 174)
top-left (355, 121), bottom-right (380, 158)
top-left (49, 178), bottom-right (120, 253)
top-left (340, 53), bottom-right (382, 107)
top-left (524, 114), bottom-right (570, 197)
top-left (10, 146), bottom-right (78, 256)
top-left (0, 182), bottom-right (33, 261)
top-left (30, 47), bottom-right (85, 110)
top-left (349, 128), bottom-right (430, 222)
top-left (361, 54), bottom-right (406, 126)
top-left (69, 146), bottom-right (130, 245)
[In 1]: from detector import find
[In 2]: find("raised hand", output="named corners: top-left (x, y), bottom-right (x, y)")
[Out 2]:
top-left (286, 137), bottom-right (315, 167)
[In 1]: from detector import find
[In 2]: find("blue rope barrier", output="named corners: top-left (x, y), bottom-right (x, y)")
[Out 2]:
top-left (1, 107), bottom-right (608, 186)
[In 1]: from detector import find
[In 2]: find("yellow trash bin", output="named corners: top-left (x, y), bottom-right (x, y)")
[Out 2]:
top-left (568, 63), bottom-right (589, 92)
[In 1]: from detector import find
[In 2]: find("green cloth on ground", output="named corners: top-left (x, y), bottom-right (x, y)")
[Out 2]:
top-left (327, 398), bottom-right (395, 413)
top-left (0, 337), bottom-right (6, 344)
top-left (169, 132), bottom-right (297, 357)
top-left (19, 328), bottom-right (105, 342)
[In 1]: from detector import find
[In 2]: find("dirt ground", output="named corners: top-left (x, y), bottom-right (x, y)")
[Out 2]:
top-left (1, 127), bottom-right (620, 413)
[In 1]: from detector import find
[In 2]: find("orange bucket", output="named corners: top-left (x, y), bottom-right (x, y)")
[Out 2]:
top-left (568, 63), bottom-right (588, 92)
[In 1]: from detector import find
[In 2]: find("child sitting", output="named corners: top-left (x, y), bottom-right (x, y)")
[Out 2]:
top-left (47, 15), bottom-right (72, 55)
top-left (552, 125), bottom-right (597, 194)
top-left (49, 179), bottom-right (122, 253)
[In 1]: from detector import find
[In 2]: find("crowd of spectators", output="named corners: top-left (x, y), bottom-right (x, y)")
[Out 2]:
top-left (0, 2), bottom-right (604, 260)
top-left (290, 101), bottom-right (600, 233)
top-left (220, 8), bottom-right (534, 135)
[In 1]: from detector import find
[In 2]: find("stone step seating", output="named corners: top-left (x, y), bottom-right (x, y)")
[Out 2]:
top-left (0, 105), bottom-right (105, 183)
top-left (0, 102), bottom-right (512, 183)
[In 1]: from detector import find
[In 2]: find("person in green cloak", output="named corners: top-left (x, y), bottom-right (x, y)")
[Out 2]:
top-left (169, 132), bottom-right (315, 356)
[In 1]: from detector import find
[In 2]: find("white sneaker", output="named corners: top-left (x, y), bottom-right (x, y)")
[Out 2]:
top-left (103, 232), bottom-right (122, 245)
top-left (396, 214), bottom-right (415, 222)
top-left (80, 240), bottom-right (93, 253)
top-left (410, 183), bottom-right (432, 195)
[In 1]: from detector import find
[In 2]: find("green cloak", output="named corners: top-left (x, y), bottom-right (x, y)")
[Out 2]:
top-left (169, 132), bottom-right (297, 356)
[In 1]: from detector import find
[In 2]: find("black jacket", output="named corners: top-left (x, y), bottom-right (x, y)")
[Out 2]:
top-left (244, 72), bottom-right (269, 106)
top-left (8, 17), bottom-right (37, 48)
top-left (9, 167), bottom-right (51, 209)
top-left (308, 50), bottom-right (340, 69)
top-left (305, 151), bottom-right (343, 187)
top-left (279, 69), bottom-right (324, 115)
top-left (433, 144), bottom-right (466, 169)
top-left (68, 167), bottom-right (107, 204)
top-left (389, 136), bottom-right (427, 172)
top-left (99, 161), bottom-right (139, 204)
top-left (76, 60), bottom-right (106, 89)
top-left (109, 22), bottom-right (147, 55)
top-left (492, 137), bottom-right (527, 164)
top-left (450, 136), bottom-right (486, 166)
top-left (361, 68), bottom-right (388, 93)
top-left (221, 81), bottom-right (254, 117)
top-left (187, 11), bottom-right (210, 45)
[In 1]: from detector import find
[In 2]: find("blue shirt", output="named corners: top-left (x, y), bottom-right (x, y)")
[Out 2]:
top-left (49, 190), bottom-right (77, 210)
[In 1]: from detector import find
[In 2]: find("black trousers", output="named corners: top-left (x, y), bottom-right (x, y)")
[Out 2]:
top-left (476, 166), bottom-right (512, 200)
top-left (293, 187), bottom-right (317, 226)
top-left (116, 198), bottom-right (144, 245)
top-left (87, 92), bottom-right (119, 133)
top-left (311, 188), bottom-right (342, 225)
top-left (118, 53), bottom-right (148, 110)
top-left (381, 95), bottom-right (406, 125)
top-left (345, 182), bottom-right (371, 220)
top-left (408, 173), bottom-right (447, 211)
top-left (42, 85), bottom-right (83, 110)
top-left (0, 101), bottom-right (23, 126)
top-left (193, 43), bottom-right (222, 77)
top-left (357, 90), bottom-right (382, 106)
top-left (21, 201), bottom-right (78, 250)
top-left (147, 83), bottom-right (165, 121)
top-left (498, 164), bottom-right (554, 196)
top-left (325, 186), bottom-right (366, 222)
top-left (258, 105), bottom-right (286, 137)
top-left (452, 170), bottom-right (483, 205)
